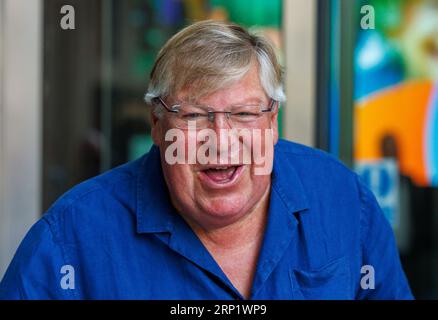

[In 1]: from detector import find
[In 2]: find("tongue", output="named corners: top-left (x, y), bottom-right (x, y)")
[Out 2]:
top-left (204, 167), bottom-right (236, 183)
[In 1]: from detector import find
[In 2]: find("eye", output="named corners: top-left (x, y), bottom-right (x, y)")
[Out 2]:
top-left (235, 112), bottom-right (258, 116)
top-left (181, 113), bottom-right (205, 119)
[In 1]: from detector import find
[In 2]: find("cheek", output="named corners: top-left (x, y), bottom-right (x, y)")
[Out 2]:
top-left (151, 121), bottom-right (163, 146)
top-left (249, 167), bottom-right (271, 185)
top-left (270, 114), bottom-right (279, 144)
top-left (162, 163), bottom-right (196, 198)
top-left (246, 124), bottom-right (275, 165)
top-left (152, 118), bottom-right (178, 148)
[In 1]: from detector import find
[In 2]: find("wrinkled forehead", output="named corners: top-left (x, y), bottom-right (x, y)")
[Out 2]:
top-left (172, 64), bottom-right (269, 106)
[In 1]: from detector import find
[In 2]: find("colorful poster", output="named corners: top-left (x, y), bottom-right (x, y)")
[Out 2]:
top-left (355, 159), bottom-right (400, 228)
top-left (354, 0), bottom-right (438, 187)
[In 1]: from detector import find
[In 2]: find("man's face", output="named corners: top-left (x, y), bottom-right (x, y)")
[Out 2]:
top-left (151, 65), bottom-right (279, 229)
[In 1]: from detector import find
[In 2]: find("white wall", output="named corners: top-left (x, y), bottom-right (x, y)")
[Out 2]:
top-left (283, 0), bottom-right (317, 147)
top-left (0, 0), bottom-right (42, 279)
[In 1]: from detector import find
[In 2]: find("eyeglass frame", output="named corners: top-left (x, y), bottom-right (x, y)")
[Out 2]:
top-left (152, 96), bottom-right (278, 126)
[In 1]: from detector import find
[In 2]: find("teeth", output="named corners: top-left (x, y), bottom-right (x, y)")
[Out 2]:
top-left (203, 166), bottom-right (240, 171)
top-left (206, 167), bottom-right (232, 171)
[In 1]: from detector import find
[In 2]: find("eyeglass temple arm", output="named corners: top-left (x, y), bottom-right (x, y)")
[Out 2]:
top-left (261, 99), bottom-right (277, 113)
top-left (154, 97), bottom-right (178, 113)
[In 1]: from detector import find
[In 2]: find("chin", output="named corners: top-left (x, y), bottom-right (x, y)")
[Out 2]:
top-left (198, 196), bottom-right (250, 223)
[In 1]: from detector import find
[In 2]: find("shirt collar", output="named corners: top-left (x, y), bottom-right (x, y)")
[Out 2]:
top-left (136, 142), bottom-right (310, 234)
top-left (270, 145), bottom-right (310, 214)
top-left (136, 145), bottom-right (176, 234)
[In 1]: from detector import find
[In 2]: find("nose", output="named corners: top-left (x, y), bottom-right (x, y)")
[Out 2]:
top-left (207, 112), bottom-right (235, 162)
top-left (209, 112), bottom-right (232, 131)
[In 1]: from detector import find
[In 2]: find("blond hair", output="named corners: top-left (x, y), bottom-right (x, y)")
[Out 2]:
top-left (145, 20), bottom-right (285, 113)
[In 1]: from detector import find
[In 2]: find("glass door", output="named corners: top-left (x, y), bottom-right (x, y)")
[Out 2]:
top-left (318, 0), bottom-right (438, 299)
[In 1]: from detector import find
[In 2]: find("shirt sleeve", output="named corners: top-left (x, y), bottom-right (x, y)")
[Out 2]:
top-left (0, 218), bottom-right (75, 300)
top-left (355, 175), bottom-right (414, 300)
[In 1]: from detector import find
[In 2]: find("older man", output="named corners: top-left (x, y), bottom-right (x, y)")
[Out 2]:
top-left (0, 21), bottom-right (412, 300)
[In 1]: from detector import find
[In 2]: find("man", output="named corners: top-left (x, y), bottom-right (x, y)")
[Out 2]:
top-left (0, 20), bottom-right (412, 299)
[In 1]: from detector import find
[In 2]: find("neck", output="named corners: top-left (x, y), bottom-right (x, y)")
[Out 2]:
top-left (190, 186), bottom-right (271, 299)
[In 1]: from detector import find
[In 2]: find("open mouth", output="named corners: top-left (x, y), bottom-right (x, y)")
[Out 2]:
top-left (198, 165), bottom-right (244, 187)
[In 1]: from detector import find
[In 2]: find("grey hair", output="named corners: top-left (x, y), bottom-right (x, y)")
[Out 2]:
top-left (144, 20), bottom-right (285, 116)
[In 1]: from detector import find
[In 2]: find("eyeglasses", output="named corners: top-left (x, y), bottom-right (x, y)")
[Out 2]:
top-left (152, 97), bottom-right (277, 129)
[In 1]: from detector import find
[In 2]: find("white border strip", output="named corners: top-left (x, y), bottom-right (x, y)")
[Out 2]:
top-left (283, 0), bottom-right (317, 147)
top-left (0, 0), bottom-right (42, 278)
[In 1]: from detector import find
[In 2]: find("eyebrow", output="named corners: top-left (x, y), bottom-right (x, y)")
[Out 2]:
top-left (231, 97), bottom-right (267, 105)
top-left (182, 96), bottom-right (268, 106)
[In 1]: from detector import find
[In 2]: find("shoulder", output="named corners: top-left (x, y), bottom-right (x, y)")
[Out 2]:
top-left (275, 139), bottom-right (357, 184)
top-left (275, 138), bottom-right (348, 163)
top-left (275, 140), bottom-right (386, 219)
top-left (275, 139), bottom-right (394, 243)
top-left (49, 155), bottom-right (144, 210)
top-left (42, 154), bottom-right (147, 238)
top-left (0, 153), bottom-right (152, 299)
top-left (274, 139), bottom-right (368, 234)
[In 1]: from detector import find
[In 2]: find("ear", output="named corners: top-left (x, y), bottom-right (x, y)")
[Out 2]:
top-left (150, 109), bottom-right (161, 146)
top-left (270, 102), bottom-right (280, 145)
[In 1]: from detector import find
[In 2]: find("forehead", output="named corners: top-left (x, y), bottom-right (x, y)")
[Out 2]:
top-left (175, 64), bottom-right (268, 106)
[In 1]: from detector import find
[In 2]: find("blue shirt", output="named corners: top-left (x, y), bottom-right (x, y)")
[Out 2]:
top-left (0, 139), bottom-right (413, 299)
